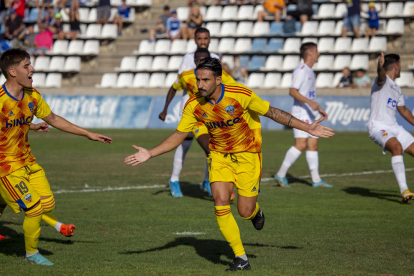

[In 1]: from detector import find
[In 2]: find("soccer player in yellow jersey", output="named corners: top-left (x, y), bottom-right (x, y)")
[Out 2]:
top-left (0, 48), bottom-right (113, 266)
top-left (125, 57), bottom-right (334, 271)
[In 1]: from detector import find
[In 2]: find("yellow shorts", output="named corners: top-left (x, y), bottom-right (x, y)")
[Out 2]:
top-left (0, 163), bottom-right (53, 213)
top-left (208, 151), bottom-right (262, 197)
top-left (192, 122), bottom-right (209, 140)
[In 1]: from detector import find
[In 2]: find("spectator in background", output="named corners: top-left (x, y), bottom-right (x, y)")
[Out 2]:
top-left (37, 8), bottom-right (54, 29)
top-left (231, 56), bottom-right (248, 84)
top-left (355, 69), bottom-right (371, 88)
top-left (337, 67), bottom-right (355, 88)
top-left (286, 0), bottom-right (313, 24)
top-left (113, 0), bottom-right (130, 36)
top-left (5, 9), bottom-right (24, 45)
top-left (166, 10), bottom-right (181, 41)
top-left (96, 0), bottom-right (111, 24)
top-left (62, 7), bottom-right (81, 40)
top-left (0, 0), bottom-right (7, 25)
top-left (33, 23), bottom-right (54, 55)
top-left (18, 25), bottom-right (37, 55)
top-left (364, 2), bottom-right (382, 38)
top-left (50, 13), bottom-right (66, 40)
top-left (342, 0), bottom-right (361, 38)
top-left (258, 0), bottom-right (285, 22)
top-left (181, 4), bottom-right (202, 40)
top-left (11, 0), bottom-right (25, 19)
top-left (148, 5), bottom-right (170, 42)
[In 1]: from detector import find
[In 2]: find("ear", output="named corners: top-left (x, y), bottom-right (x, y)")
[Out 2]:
top-left (216, 75), bottom-right (222, 86)
top-left (8, 66), bottom-right (17, 78)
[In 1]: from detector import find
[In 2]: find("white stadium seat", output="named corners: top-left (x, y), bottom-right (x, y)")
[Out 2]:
top-left (116, 73), bottom-right (133, 88)
top-left (109, 8), bottom-right (118, 22)
top-left (334, 3), bottom-right (347, 18)
top-left (333, 55), bottom-right (351, 70)
top-left (177, 7), bottom-right (189, 21)
top-left (334, 21), bottom-right (343, 36)
top-left (32, 73), bottom-right (46, 87)
top-left (282, 55), bottom-right (300, 71)
top-left (396, 72), bottom-right (413, 87)
top-left (149, 73), bottom-right (166, 88)
top-left (45, 73), bottom-right (62, 88)
top-left (368, 37), bottom-right (387, 52)
top-left (252, 22), bottom-right (270, 36)
top-left (302, 37), bottom-right (318, 44)
top-left (154, 40), bottom-right (171, 54)
top-left (64, 57), bottom-right (81, 72)
top-left (280, 73), bottom-right (292, 88)
top-left (221, 55), bottom-right (234, 69)
top-left (165, 73), bottom-right (178, 87)
top-left (209, 39), bottom-right (219, 52)
top-left (351, 38), bottom-right (369, 53)
top-left (386, 19), bottom-right (404, 35)
top-left (252, 5), bottom-right (264, 20)
top-left (132, 73), bottom-right (150, 88)
top-left (332, 72), bottom-right (343, 87)
top-left (83, 40), bottom-right (100, 55)
top-left (384, 2), bottom-right (403, 17)
top-left (34, 56), bottom-right (50, 71)
top-left (205, 6), bottom-right (222, 21)
top-left (79, 8), bottom-right (89, 22)
top-left (68, 40), bottom-right (84, 55)
top-left (48, 40), bottom-right (68, 54)
top-left (167, 56), bottom-right (183, 71)
top-left (136, 56), bottom-right (153, 71)
top-left (116, 56), bottom-right (136, 71)
top-left (170, 40), bottom-right (187, 54)
top-left (206, 22), bottom-right (221, 37)
top-left (314, 4), bottom-right (335, 19)
top-left (186, 39), bottom-right (197, 52)
top-left (316, 73), bottom-right (333, 88)
top-left (236, 22), bottom-right (253, 37)
top-left (221, 6), bottom-right (238, 20)
top-left (333, 37), bottom-right (352, 53)
top-left (84, 24), bottom-right (101, 39)
top-left (318, 21), bottom-right (335, 36)
top-left (247, 73), bottom-right (265, 88)
top-left (137, 40), bottom-right (154, 54)
top-left (97, 73), bottom-right (117, 88)
top-left (218, 38), bottom-right (235, 53)
top-left (317, 37), bottom-right (334, 53)
top-left (299, 21), bottom-right (318, 36)
top-left (101, 24), bottom-right (117, 39)
top-left (279, 38), bottom-right (301, 53)
top-left (234, 38), bottom-right (252, 53)
top-left (0, 74), bottom-right (5, 85)
top-left (219, 22), bottom-right (237, 37)
top-left (262, 73), bottom-right (281, 88)
top-left (237, 5), bottom-right (254, 20)
top-left (48, 57), bottom-right (65, 72)
top-left (88, 8), bottom-right (97, 22)
top-left (262, 55), bottom-right (282, 71)
top-left (314, 55), bottom-right (334, 71)
top-left (403, 2), bottom-right (414, 17)
top-left (151, 56), bottom-right (168, 71)
top-left (350, 54), bottom-right (369, 70)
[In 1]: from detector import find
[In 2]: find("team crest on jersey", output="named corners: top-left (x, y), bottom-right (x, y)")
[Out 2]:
top-left (24, 194), bottom-right (32, 202)
top-left (202, 112), bottom-right (208, 118)
top-left (8, 111), bottom-right (14, 117)
top-left (28, 102), bottom-right (34, 113)
top-left (225, 105), bottom-right (235, 116)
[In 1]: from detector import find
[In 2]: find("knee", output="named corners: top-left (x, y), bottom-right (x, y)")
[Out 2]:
top-left (213, 194), bottom-right (230, 206)
top-left (392, 143), bottom-right (403, 155)
top-left (41, 196), bottom-right (55, 212)
top-left (294, 143), bottom-right (306, 152)
top-left (239, 206), bottom-right (255, 219)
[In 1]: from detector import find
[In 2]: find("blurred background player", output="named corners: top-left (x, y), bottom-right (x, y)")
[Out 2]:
top-left (368, 53), bottom-right (414, 203)
top-left (0, 48), bottom-right (112, 265)
top-left (125, 57), bottom-right (334, 271)
top-left (274, 42), bottom-right (333, 188)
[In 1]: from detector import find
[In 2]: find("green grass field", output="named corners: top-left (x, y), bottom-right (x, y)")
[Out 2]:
top-left (1, 129), bottom-right (414, 276)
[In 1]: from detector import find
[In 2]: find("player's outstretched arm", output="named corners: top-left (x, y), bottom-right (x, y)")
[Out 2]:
top-left (159, 86), bottom-right (177, 121)
top-left (29, 122), bottom-right (49, 132)
top-left (398, 106), bottom-right (414, 126)
top-left (264, 106), bottom-right (335, 138)
top-left (377, 52), bottom-right (387, 87)
top-left (42, 112), bottom-right (113, 144)
top-left (124, 130), bottom-right (189, 166)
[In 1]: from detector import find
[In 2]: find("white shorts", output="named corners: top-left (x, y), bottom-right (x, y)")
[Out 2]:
top-left (169, 29), bottom-right (180, 38)
top-left (292, 116), bottom-right (318, 139)
top-left (369, 124), bottom-right (414, 154)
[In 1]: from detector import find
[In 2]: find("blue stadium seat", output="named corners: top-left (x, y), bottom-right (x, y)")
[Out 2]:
top-left (264, 38), bottom-right (284, 53)
top-left (287, 4), bottom-right (297, 12)
top-left (239, 55), bottom-right (250, 68)
top-left (249, 38), bottom-right (267, 53)
top-left (266, 22), bottom-right (283, 36)
top-left (0, 25), bottom-right (5, 34)
top-left (23, 8), bottom-right (40, 23)
top-left (248, 56), bottom-right (266, 71)
top-left (312, 4), bottom-right (319, 15)
top-left (296, 22), bottom-right (302, 32)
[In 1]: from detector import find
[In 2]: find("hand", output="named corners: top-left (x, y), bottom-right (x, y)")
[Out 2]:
top-left (124, 145), bottom-right (152, 166)
top-left (378, 52), bottom-right (384, 68)
top-left (308, 101), bottom-right (328, 120)
top-left (159, 110), bottom-right (167, 121)
top-left (86, 132), bottom-right (113, 144)
top-left (308, 118), bottom-right (335, 138)
top-left (30, 122), bottom-right (50, 132)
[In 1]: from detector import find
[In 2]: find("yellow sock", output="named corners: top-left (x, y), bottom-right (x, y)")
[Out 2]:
top-left (41, 197), bottom-right (58, 227)
top-left (215, 205), bottom-right (245, 257)
top-left (42, 212), bottom-right (58, 227)
top-left (243, 202), bottom-right (259, 220)
top-left (23, 204), bottom-right (43, 254)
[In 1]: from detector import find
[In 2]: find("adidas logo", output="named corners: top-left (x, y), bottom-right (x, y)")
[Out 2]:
top-left (202, 112), bottom-right (208, 118)
top-left (251, 186), bottom-right (257, 192)
top-left (8, 111), bottom-right (14, 117)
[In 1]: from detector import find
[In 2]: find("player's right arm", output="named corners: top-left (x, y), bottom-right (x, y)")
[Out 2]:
top-left (377, 52), bottom-right (387, 87)
top-left (397, 105), bottom-right (414, 126)
top-left (159, 85), bottom-right (177, 121)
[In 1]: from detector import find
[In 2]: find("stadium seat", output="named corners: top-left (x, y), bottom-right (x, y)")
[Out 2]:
top-left (45, 73), bottom-right (62, 88)
top-left (186, 39), bottom-right (197, 52)
top-left (403, 2), bottom-right (414, 17)
top-left (314, 4), bottom-right (335, 19)
top-left (177, 7), bottom-right (189, 21)
top-left (136, 56), bottom-right (153, 71)
top-left (84, 24), bottom-right (102, 39)
top-left (151, 56), bottom-right (169, 71)
top-left (200, 6), bottom-right (206, 17)
top-left (248, 56), bottom-right (266, 71)
top-left (368, 37), bottom-right (387, 52)
top-left (350, 54), bottom-right (369, 70)
top-left (280, 73), bottom-right (292, 88)
top-left (302, 37), bottom-right (318, 44)
top-left (239, 56), bottom-right (250, 68)
top-left (386, 19), bottom-right (404, 35)
top-left (234, 38), bottom-right (252, 53)
top-left (167, 56), bottom-right (183, 71)
top-left (314, 55), bottom-right (334, 71)
top-left (299, 21), bottom-right (318, 36)
top-left (264, 38), bottom-right (284, 53)
top-left (64, 57), bottom-right (81, 72)
top-left (48, 57), bottom-right (65, 72)
top-left (384, 2), bottom-right (403, 17)
top-left (334, 3), bottom-right (347, 18)
top-left (318, 21), bottom-right (335, 36)
top-left (24, 8), bottom-right (39, 23)
top-left (219, 22), bottom-right (237, 37)
top-left (68, 40), bottom-right (84, 55)
top-left (97, 73), bottom-right (117, 88)
top-left (101, 24), bottom-right (117, 39)
top-left (165, 73), bottom-right (178, 87)
top-left (116, 73), bottom-right (133, 88)
top-left (32, 73), bottom-right (46, 87)
top-left (333, 37), bottom-right (352, 53)
top-left (247, 73), bottom-right (265, 88)
top-left (295, 22), bottom-right (302, 33)
top-left (210, 39), bottom-right (219, 52)
top-left (221, 6), bottom-right (238, 20)
top-left (279, 38), bottom-right (301, 53)
top-left (116, 56), bottom-right (136, 71)
top-left (287, 4), bottom-right (297, 12)
top-left (132, 73), bottom-right (150, 88)
top-left (261, 55), bottom-right (283, 71)
top-left (317, 38), bottom-right (334, 53)
top-left (312, 4), bottom-right (319, 16)
top-left (0, 74), bottom-right (5, 85)
top-left (236, 22), bottom-right (253, 37)
top-left (154, 40), bottom-right (171, 54)
top-left (237, 5), bottom-right (254, 20)
top-left (262, 73), bottom-right (281, 88)
top-left (282, 55), bottom-right (300, 71)
top-left (396, 72), bottom-right (413, 87)
top-left (34, 56), bottom-right (50, 71)
top-left (351, 38), bottom-right (369, 53)
top-left (48, 40), bottom-right (68, 55)
top-left (332, 72), bottom-right (342, 87)
top-left (137, 40), bottom-right (154, 54)
top-left (83, 40), bottom-right (100, 55)
top-left (252, 5), bottom-right (264, 20)
top-left (250, 38), bottom-right (267, 53)
top-left (252, 22), bottom-right (270, 37)
top-left (170, 39), bottom-right (187, 54)
top-left (334, 21), bottom-right (344, 36)
top-left (206, 22), bottom-right (221, 37)
top-left (79, 8), bottom-right (89, 22)
top-left (149, 73), bottom-right (166, 88)
top-left (267, 22), bottom-right (283, 36)
top-left (205, 6), bottom-right (222, 21)
top-left (80, 24), bottom-right (86, 35)
top-left (88, 8), bottom-right (97, 22)
top-left (333, 55), bottom-right (351, 70)
top-left (221, 55), bottom-right (234, 69)
top-left (109, 8), bottom-right (118, 22)
top-left (218, 38), bottom-right (235, 53)
top-left (316, 73), bottom-right (333, 88)
top-left (136, 0), bottom-right (151, 6)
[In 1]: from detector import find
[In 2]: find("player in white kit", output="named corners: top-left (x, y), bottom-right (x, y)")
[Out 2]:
top-left (368, 53), bottom-right (414, 203)
top-left (274, 42), bottom-right (332, 188)
top-left (158, 27), bottom-right (219, 197)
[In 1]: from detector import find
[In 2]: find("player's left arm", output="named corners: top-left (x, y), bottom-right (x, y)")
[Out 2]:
top-left (42, 112), bottom-right (113, 144)
top-left (397, 105), bottom-right (414, 126)
top-left (29, 122), bottom-right (49, 132)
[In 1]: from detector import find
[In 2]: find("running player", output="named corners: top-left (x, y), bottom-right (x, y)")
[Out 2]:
top-left (368, 53), bottom-right (414, 203)
top-left (159, 27), bottom-right (220, 197)
top-left (274, 42), bottom-right (333, 188)
top-left (125, 58), bottom-right (334, 271)
top-left (0, 48), bottom-right (112, 265)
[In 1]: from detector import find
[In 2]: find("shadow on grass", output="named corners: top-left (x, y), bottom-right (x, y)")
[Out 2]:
top-left (152, 182), bottom-right (214, 202)
top-left (285, 173), bottom-right (312, 187)
top-left (245, 242), bottom-right (302, 250)
top-left (342, 187), bottom-right (402, 203)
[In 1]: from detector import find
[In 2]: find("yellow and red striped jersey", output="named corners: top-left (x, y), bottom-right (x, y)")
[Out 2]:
top-left (177, 83), bottom-right (270, 153)
top-left (0, 85), bottom-right (51, 177)
top-left (173, 69), bottom-right (236, 97)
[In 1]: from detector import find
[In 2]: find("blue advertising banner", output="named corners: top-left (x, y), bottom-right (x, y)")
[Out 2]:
top-left (146, 96), bottom-right (182, 129)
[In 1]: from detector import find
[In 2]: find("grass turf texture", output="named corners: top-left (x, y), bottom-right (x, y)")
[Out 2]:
top-left (0, 129), bottom-right (414, 276)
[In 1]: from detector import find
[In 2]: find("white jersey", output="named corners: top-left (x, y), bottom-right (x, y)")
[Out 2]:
top-left (178, 51), bottom-right (220, 74)
top-left (290, 63), bottom-right (317, 120)
top-left (368, 75), bottom-right (405, 130)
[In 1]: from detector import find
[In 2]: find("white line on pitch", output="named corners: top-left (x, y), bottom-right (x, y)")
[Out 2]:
top-left (173, 232), bottom-right (206, 235)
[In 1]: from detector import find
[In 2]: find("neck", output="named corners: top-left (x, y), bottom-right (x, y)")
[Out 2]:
top-left (304, 58), bottom-right (315, 68)
top-left (4, 81), bottom-right (24, 100)
top-left (206, 84), bottom-right (222, 104)
top-left (386, 71), bottom-right (395, 81)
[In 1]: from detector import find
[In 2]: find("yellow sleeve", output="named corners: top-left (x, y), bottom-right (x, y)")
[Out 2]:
top-left (34, 92), bottom-right (52, 119)
top-left (172, 77), bottom-right (183, 91)
top-left (247, 91), bottom-right (270, 116)
top-left (222, 71), bottom-right (237, 84)
top-left (176, 100), bottom-right (198, 133)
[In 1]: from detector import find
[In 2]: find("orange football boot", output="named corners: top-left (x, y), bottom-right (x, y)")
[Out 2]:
top-left (60, 224), bottom-right (76, 237)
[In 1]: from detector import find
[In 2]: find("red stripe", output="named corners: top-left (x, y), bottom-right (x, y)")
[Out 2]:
top-left (42, 202), bottom-right (55, 209)
top-left (225, 90), bottom-right (251, 97)
top-left (1, 177), bottom-right (19, 201)
top-left (225, 87), bottom-right (252, 94)
top-left (26, 210), bottom-right (43, 217)
top-left (0, 92), bottom-right (5, 97)
top-left (4, 177), bottom-right (20, 201)
top-left (215, 211), bottom-right (231, 217)
top-left (225, 85), bottom-right (252, 94)
top-left (42, 201), bottom-right (55, 207)
top-left (184, 97), bottom-right (197, 109)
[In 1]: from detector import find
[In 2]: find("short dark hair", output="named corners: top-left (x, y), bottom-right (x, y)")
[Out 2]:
top-left (194, 27), bottom-right (210, 38)
top-left (300, 42), bottom-right (317, 59)
top-left (383, 54), bottom-right (400, 71)
top-left (194, 48), bottom-right (210, 61)
top-left (0, 48), bottom-right (30, 79)
top-left (196, 57), bottom-right (222, 78)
